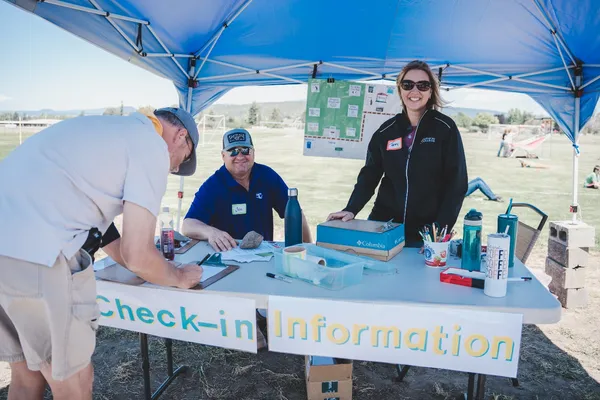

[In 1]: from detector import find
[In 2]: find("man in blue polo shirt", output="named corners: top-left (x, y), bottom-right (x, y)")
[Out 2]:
top-left (182, 128), bottom-right (312, 251)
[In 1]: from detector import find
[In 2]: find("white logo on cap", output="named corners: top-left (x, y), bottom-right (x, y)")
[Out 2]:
top-left (228, 132), bottom-right (246, 143)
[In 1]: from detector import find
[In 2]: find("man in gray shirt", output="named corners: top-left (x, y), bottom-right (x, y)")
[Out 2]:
top-left (0, 107), bottom-right (203, 399)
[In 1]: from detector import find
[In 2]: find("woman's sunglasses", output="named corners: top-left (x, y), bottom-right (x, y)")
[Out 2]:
top-left (400, 80), bottom-right (432, 92)
top-left (228, 147), bottom-right (251, 157)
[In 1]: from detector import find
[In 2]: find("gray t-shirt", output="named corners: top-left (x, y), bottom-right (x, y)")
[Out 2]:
top-left (0, 113), bottom-right (169, 267)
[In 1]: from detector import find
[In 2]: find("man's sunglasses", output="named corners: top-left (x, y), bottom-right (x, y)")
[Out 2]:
top-left (400, 80), bottom-right (432, 92)
top-left (228, 147), bottom-right (251, 157)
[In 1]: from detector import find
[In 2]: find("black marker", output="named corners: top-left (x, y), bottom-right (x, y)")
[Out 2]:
top-left (266, 272), bottom-right (292, 283)
top-left (196, 253), bottom-right (211, 266)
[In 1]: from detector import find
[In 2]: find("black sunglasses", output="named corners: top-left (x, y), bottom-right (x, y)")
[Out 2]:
top-left (228, 147), bottom-right (251, 157)
top-left (400, 80), bottom-right (432, 92)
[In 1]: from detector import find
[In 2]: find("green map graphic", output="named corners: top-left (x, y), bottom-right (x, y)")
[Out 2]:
top-left (305, 79), bottom-right (365, 141)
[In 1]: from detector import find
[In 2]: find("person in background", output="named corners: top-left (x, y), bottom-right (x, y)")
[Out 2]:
top-left (182, 128), bottom-right (312, 252)
top-left (497, 131), bottom-right (509, 157)
top-left (584, 165), bottom-right (600, 189)
top-left (327, 60), bottom-right (468, 247)
top-left (465, 177), bottom-right (502, 201)
top-left (0, 108), bottom-right (203, 399)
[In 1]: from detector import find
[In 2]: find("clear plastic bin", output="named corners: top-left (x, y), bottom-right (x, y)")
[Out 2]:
top-left (274, 243), bottom-right (367, 290)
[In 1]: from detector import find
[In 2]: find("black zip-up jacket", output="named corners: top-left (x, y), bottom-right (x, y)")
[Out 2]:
top-left (344, 109), bottom-right (468, 244)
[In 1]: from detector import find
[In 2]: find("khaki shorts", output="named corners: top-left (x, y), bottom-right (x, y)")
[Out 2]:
top-left (0, 250), bottom-right (99, 380)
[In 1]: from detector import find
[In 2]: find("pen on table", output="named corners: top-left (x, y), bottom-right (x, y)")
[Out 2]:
top-left (266, 272), bottom-right (292, 283)
top-left (508, 277), bottom-right (532, 282)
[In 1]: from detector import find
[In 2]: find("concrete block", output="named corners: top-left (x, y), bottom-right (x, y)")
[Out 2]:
top-left (549, 221), bottom-right (596, 248)
top-left (545, 257), bottom-right (586, 289)
top-left (548, 284), bottom-right (588, 309)
top-left (547, 239), bottom-right (590, 269)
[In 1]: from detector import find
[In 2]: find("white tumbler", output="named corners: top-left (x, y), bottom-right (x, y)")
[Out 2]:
top-left (484, 233), bottom-right (510, 298)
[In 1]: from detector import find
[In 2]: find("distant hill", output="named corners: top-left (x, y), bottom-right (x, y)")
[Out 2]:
top-left (204, 101), bottom-right (503, 120)
top-left (0, 107), bottom-right (138, 117)
top-left (442, 106), bottom-right (503, 118)
top-left (2, 102), bottom-right (504, 120)
top-left (204, 101), bottom-right (306, 120)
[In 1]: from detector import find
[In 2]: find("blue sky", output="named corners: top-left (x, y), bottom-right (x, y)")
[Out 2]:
top-left (0, 1), bottom-right (548, 114)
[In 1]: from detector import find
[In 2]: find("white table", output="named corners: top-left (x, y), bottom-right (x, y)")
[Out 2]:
top-left (99, 241), bottom-right (561, 400)
top-left (175, 242), bottom-right (561, 325)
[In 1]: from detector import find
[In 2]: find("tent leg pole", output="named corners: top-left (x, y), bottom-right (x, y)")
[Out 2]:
top-left (176, 62), bottom-right (197, 232)
top-left (571, 96), bottom-right (580, 223)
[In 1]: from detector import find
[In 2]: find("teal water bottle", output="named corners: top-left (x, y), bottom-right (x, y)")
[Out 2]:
top-left (284, 188), bottom-right (302, 247)
top-left (461, 209), bottom-right (483, 271)
top-left (497, 213), bottom-right (518, 268)
top-left (497, 198), bottom-right (518, 268)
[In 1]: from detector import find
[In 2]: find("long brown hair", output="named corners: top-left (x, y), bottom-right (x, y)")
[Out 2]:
top-left (396, 60), bottom-right (444, 112)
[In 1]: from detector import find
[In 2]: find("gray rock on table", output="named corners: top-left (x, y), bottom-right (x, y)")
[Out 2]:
top-left (240, 231), bottom-right (263, 249)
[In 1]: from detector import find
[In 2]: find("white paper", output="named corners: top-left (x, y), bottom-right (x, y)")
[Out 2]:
top-left (199, 265), bottom-right (227, 282)
top-left (97, 281), bottom-right (257, 352)
top-left (349, 85), bottom-right (361, 97)
top-left (324, 127), bottom-right (339, 138)
top-left (307, 122), bottom-right (319, 132)
top-left (219, 242), bottom-right (274, 263)
top-left (348, 104), bottom-right (359, 118)
top-left (308, 107), bottom-right (321, 117)
top-left (376, 93), bottom-right (388, 103)
top-left (311, 83), bottom-right (320, 93)
top-left (268, 296), bottom-right (523, 378)
top-left (346, 127), bottom-right (356, 137)
top-left (327, 97), bottom-right (341, 109)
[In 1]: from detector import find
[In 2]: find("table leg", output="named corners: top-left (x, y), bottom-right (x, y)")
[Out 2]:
top-left (166, 338), bottom-right (173, 376)
top-left (475, 374), bottom-right (487, 400)
top-left (466, 373), bottom-right (475, 400)
top-left (395, 365), bottom-right (411, 382)
top-left (140, 333), bottom-right (151, 400)
top-left (139, 333), bottom-right (189, 400)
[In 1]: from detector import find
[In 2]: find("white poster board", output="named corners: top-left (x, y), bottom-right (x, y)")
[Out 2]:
top-left (96, 280), bottom-right (258, 353)
top-left (303, 79), bottom-right (401, 160)
top-left (268, 296), bottom-right (523, 377)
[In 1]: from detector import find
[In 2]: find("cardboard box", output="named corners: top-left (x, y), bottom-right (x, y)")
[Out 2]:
top-left (316, 219), bottom-right (405, 261)
top-left (305, 356), bottom-right (353, 400)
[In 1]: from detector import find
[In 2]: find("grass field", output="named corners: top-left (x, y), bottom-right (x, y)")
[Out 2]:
top-left (0, 125), bottom-right (599, 399)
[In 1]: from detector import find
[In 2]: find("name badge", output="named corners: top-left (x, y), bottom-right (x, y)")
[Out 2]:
top-left (232, 204), bottom-right (247, 215)
top-left (386, 138), bottom-right (402, 151)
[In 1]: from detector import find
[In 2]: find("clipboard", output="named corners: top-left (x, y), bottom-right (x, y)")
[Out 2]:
top-left (175, 239), bottom-right (200, 254)
top-left (194, 264), bottom-right (239, 290)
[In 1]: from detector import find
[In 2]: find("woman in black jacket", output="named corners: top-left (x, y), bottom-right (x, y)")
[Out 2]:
top-left (327, 60), bottom-right (468, 247)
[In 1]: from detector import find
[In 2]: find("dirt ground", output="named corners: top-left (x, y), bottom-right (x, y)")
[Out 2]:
top-left (1, 247), bottom-right (599, 400)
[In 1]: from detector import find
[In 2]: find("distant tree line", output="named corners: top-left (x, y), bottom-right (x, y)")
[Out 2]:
top-left (452, 108), bottom-right (554, 133)
top-left (0, 112), bottom-right (71, 121)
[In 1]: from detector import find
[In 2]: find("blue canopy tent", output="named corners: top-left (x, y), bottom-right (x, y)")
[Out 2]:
top-left (5, 0), bottom-right (600, 226)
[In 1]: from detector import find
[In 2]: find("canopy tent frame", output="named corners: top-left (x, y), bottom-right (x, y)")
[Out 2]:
top-left (24, 0), bottom-right (600, 226)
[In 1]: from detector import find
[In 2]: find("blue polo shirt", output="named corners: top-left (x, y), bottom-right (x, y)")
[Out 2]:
top-left (185, 163), bottom-right (289, 241)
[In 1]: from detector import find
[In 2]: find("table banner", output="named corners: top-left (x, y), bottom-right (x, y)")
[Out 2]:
top-left (268, 296), bottom-right (523, 377)
top-left (96, 280), bottom-right (258, 353)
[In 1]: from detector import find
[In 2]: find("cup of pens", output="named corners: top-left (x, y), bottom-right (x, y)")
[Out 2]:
top-left (421, 224), bottom-right (453, 268)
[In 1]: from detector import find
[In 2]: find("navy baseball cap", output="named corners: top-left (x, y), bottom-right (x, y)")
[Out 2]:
top-left (155, 107), bottom-right (199, 176)
top-left (223, 128), bottom-right (254, 151)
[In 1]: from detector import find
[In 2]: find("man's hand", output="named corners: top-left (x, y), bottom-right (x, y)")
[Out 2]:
top-left (207, 228), bottom-right (238, 252)
top-left (326, 210), bottom-right (355, 222)
top-left (175, 263), bottom-right (204, 289)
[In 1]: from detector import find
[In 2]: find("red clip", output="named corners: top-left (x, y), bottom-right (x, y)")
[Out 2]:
top-left (177, 191), bottom-right (184, 199)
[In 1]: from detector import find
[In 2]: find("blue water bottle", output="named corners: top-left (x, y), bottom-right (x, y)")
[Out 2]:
top-left (284, 188), bottom-right (302, 246)
top-left (461, 209), bottom-right (483, 271)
